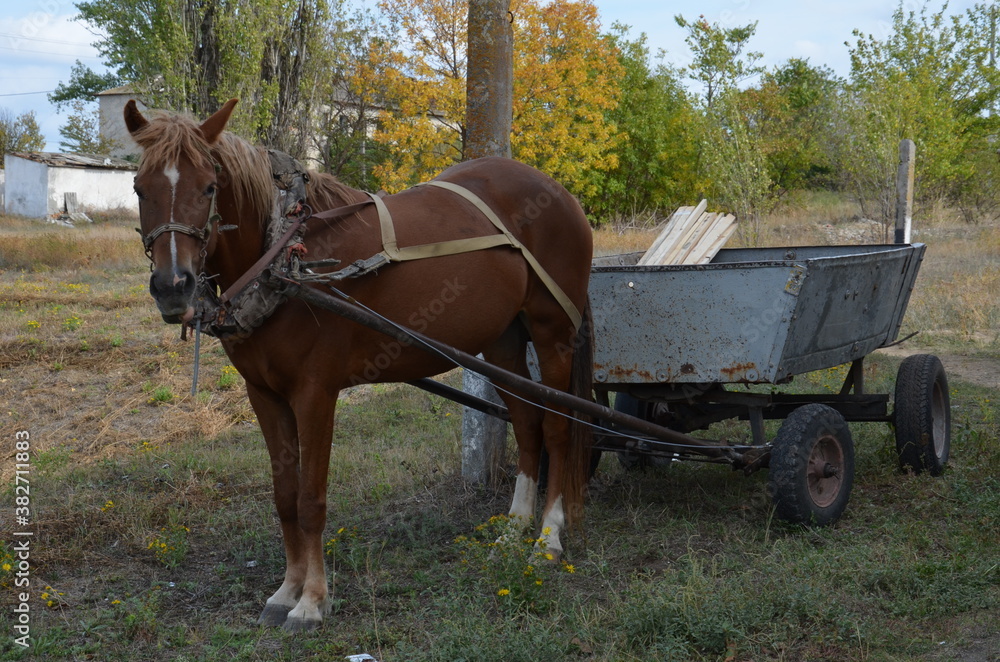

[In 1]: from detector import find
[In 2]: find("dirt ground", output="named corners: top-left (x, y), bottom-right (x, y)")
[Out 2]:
top-left (877, 343), bottom-right (1000, 390)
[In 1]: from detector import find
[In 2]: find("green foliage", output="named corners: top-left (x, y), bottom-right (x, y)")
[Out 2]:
top-left (58, 99), bottom-right (120, 154)
top-left (753, 59), bottom-right (841, 192)
top-left (0, 107), bottom-right (44, 156)
top-left (839, 1), bottom-right (1000, 226)
top-left (674, 13), bottom-right (763, 108)
top-left (48, 60), bottom-right (123, 110)
top-left (72, 0), bottom-right (342, 155)
top-left (584, 27), bottom-right (706, 223)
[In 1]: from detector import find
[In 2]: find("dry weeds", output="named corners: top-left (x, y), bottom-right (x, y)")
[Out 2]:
top-left (1, 199), bottom-right (997, 481)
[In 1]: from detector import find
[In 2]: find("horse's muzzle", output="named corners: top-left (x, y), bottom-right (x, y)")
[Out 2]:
top-left (150, 268), bottom-right (197, 324)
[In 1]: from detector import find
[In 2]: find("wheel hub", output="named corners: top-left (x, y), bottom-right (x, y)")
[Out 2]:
top-left (807, 434), bottom-right (845, 508)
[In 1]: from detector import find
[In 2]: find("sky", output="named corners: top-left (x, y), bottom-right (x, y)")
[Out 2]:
top-left (0, 0), bottom-right (985, 151)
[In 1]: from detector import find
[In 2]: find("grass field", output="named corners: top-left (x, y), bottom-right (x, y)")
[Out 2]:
top-left (1, 199), bottom-right (998, 661)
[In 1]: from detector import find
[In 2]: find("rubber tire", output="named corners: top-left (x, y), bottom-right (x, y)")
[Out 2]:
top-left (894, 354), bottom-right (950, 476)
top-left (613, 393), bottom-right (672, 471)
top-left (768, 404), bottom-right (855, 526)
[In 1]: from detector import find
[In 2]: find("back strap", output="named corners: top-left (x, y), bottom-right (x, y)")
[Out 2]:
top-left (365, 182), bottom-right (583, 330)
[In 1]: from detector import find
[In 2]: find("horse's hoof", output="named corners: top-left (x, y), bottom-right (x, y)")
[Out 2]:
top-left (283, 616), bottom-right (321, 632)
top-left (257, 603), bottom-right (291, 627)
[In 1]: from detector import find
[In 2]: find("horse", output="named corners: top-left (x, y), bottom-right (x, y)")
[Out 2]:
top-left (123, 98), bottom-right (594, 631)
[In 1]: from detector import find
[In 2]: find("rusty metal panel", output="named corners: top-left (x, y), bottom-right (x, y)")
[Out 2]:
top-left (590, 244), bottom-right (925, 386)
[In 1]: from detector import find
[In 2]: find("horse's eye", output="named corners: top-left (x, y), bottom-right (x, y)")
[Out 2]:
top-left (134, 187), bottom-right (146, 201)
top-left (205, 183), bottom-right (218, 197)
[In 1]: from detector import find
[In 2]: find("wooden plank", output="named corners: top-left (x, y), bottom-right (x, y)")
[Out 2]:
top-left (641, 199), bottom-right (707, 265)
top-left (689, 214), bottom-right (737, 264)
top-left (638, 205), bottom-right (693, 265)
top-left (661, 209), bottom-right (710, 264)
top-left (673, 212), bottom-right (721, 264)
top-left (682, 212), bottom-right (728, 264)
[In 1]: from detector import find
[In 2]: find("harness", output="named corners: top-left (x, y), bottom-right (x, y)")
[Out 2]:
top-left (138, 154), bottom-right (583, 341)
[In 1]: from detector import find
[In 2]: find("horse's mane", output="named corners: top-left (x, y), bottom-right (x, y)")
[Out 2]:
top-left (130, 110), bottom-right (360, 223)
top-left (131, 112), bottom-right (272, 222)
top-left (305, 170), bottom-right (364, 210)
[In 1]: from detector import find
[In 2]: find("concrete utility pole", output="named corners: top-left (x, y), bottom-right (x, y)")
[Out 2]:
top-left (465, 0), bottom-right (513, 160)
top-left (461, 0), bottom-right (514, 484)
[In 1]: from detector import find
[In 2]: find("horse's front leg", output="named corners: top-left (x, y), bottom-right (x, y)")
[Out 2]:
top-left (246, 384), bottom-right (305, 627)
top-left (282, 388), bottom-right (338, 631)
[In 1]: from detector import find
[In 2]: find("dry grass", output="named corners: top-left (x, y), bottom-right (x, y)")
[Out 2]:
top-left (0, 223), bottom-right (145, 272)
top-left (0, 205), bottom-right (998, 661)
top-left (2, 198), bottom-right (996, 483)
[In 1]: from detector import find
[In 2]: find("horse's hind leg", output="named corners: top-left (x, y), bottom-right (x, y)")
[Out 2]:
top-left (523, 319), bottom-right (580, 560)
top-left (482, 321), bottom-right (545, 529)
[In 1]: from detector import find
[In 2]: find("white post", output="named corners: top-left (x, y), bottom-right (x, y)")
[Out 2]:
top-left (460, 365), bottom-right (507, 484)
top-left (895, 139), bottom-right (915, 244)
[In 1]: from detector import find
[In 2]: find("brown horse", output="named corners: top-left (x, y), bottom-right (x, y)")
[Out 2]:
top-left (124, 99), bottom-right (593, 630)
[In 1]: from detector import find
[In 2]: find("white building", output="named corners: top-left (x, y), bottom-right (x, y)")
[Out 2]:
top-left (3, 152), bottom-right (138, 219)
top-left (97, 84), bottom-right (145, 159)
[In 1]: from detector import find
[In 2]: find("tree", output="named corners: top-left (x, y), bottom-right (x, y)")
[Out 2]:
top-left (48, 60), bottom-right (123, 110)
top-left (309, 6), bottom-right (396, 189)
top-left (839, 1), bottom-right (1000, 228)
top-left (742, 59), bottom-right (841, 194)
top-left (510, 0), bottom-right (622, 199)
top-left (369, 0), bottom-right (622, 196)
top-left (674, 13), bottom-right (762, 108)
top-left (58, 99), bottom-right (119, 154)
top-left (72, 0), bottom-right (340, 156)
top-left (585, 26), bottom-right (705, 222)
top-left (676, 14), bottom-right (773, 243)
top-left (0, 109), bottom-right (45, 158)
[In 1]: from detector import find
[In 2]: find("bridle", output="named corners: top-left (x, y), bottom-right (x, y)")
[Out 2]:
top-left (135, 164), bottom-right (231, 267)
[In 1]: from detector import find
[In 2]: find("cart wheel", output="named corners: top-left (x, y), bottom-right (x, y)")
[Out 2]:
top-left (894, 354), bottom-right (950, 476)
top-left (768, 404), bottom-right (854, 526)
top-left (613, 393), bottom-right (673, 471)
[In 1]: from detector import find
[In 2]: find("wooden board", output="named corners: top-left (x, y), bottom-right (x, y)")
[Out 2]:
top-left (639, 200), bottom-right (707, 265)
top-left (638, 200), bottom-right (737, 266)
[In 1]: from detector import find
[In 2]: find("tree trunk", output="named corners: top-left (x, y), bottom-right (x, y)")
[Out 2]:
top-left (462, 0), bottom-right (514, 484)
top-left (465, 0), bottom-right (513, 159)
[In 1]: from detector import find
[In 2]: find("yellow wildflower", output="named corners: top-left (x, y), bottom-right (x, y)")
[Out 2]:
top-left (497, 588), bottom-right (510, 596)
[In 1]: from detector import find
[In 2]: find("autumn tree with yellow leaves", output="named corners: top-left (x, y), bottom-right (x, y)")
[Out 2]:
top-left (370, 0), bottom-right (622, 197)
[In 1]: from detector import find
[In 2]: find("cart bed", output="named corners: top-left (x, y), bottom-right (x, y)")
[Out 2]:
top-left (590, 244), bottom-right (925, 385)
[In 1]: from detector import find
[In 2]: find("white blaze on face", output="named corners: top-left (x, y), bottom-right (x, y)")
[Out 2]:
top-left (164, 164), bottom-right (181, 276)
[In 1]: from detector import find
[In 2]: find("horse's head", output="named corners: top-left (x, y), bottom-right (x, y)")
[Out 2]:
top-left (124, 98), bottom-right (238, 323)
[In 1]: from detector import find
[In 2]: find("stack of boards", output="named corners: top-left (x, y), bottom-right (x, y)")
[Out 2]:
top-left (638, 200), bottom-right (737, 266)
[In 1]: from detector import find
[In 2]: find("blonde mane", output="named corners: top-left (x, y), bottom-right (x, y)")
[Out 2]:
top-left (131, 111), bottom-right (274, 222)
top-left (131, 109), bottom-right (365, 225)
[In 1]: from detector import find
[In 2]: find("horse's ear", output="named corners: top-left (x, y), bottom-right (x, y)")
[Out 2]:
top-left (123, 99), bottom-right (148, 136)
top-left (199, 99), bottom-right (239, 145)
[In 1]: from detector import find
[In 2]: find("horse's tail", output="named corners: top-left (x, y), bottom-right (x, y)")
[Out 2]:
top-left (563, 297), bottom-right (594, 529)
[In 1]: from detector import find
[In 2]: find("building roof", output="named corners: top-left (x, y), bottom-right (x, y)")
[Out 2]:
top-left (96, 83), bottom-right (136, 96)
top-left (8, 152), bottom-right (138, 171)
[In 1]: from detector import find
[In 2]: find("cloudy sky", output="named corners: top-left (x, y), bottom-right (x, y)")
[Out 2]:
top-left (0, 0), bottom-right (981, 151)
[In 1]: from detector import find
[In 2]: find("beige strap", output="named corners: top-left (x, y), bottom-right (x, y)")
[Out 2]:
top-left (362, 182), bottom-right (583, 330)
top-left (421, 181), bottom-right (583, 330)
top-left (367, 192), bottom-right (398, 259)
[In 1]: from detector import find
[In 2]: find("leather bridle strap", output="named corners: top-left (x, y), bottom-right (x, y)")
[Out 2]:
top-left (137, 188), bottom-right (223, 257)
top-left (218, 199), bottom-right (374, 305)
